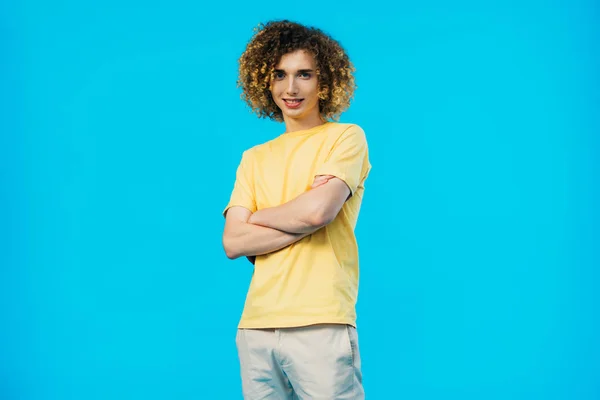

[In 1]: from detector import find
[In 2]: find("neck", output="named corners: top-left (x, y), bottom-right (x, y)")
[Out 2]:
top-left (283, 113), bottom-right (326, 133)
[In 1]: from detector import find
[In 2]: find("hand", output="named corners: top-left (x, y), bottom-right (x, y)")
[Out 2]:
top-left (311, 175), bottom-right (335, 189)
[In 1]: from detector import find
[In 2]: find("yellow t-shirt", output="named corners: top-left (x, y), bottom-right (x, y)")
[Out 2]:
top-left (223, 122), bottom-right (371, 329)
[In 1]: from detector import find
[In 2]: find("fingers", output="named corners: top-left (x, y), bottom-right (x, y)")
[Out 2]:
top-left (312, 177), bottom-right (328, 187)
top-left (311, 175), bottom-right (335, 188)
top-left (311, 179), bottom-right (326, 188)
top-left (313, 175), bottom-right (333, 185)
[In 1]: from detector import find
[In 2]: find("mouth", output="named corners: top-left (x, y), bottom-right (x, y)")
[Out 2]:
top-left (283, 98), bottom-right (304, 109)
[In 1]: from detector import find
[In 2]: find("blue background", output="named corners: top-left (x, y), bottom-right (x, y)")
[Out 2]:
top-left (2, 1), bottom-right (599, 399)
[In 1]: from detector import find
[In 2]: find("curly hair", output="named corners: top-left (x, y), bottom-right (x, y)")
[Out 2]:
top-left (237, 20), bottom-right (356, 122)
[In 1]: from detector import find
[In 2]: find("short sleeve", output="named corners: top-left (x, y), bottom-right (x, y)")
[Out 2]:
top-left (223, 150), bottom-right (257, 217)
top-left (315, 125), bottom-right (371, 196)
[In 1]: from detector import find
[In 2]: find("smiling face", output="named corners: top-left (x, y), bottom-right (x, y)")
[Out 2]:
top-left (270, 49), bottom-right (323, 131)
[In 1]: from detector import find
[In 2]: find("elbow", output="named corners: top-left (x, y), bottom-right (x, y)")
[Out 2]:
top-left (308, 208), bottom-right (336, 228)
top-left (222, 236), bottom-right (241, 260)
top-left (225, 249), bottom-right (239, 260)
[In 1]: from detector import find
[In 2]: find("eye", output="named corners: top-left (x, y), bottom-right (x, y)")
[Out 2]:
top-left (274, 72), bottom-right (285, 80)
top-left (299, 72), bottom-right (312, 79)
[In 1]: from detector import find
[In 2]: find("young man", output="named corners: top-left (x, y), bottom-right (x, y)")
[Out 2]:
top-left (222, 20), bottom-right (371, 400)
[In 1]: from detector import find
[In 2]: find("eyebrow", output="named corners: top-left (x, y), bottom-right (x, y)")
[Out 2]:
top-left (273, 69), bottom-right (314, 73)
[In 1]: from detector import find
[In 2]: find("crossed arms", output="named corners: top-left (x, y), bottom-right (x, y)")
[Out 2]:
top-left (222, 175), bottom-right (351, 260)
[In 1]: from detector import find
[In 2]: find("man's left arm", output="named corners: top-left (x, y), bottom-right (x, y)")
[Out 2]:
top-left (248, 177), bottom-right (350, 234)
top-left (250, 124), bottom-right (370, 234)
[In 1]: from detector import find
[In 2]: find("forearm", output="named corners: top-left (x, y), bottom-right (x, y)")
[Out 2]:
top-left (248, 184), bottom-right (338, 233)
top-left (223, 221), bottom-right (309, 259)
top-left (249, 195), bottom-right (324, 234)
top-left (244, 176), bottom-right (349, 235)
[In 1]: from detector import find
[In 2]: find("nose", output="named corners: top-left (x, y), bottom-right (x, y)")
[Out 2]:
top-left (286, 75), bottom-right (298, 95)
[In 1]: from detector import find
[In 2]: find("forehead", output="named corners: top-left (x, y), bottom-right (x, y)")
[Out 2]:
top-left (274, 49), bottom-right (316, 70)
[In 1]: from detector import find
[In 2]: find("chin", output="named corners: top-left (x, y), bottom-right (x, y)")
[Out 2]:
top-left (282, 108), bottom-right (303, 116)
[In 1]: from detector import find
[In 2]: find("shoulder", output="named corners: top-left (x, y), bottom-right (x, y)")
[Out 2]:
top-left (327, 122), bottom-right (364, 134)
top-left (239, 139), bottom-right (269, 162)
top-left (244, 134), bottom-right (283, 158)
top-left (327, 122), bottom-right (367, 143)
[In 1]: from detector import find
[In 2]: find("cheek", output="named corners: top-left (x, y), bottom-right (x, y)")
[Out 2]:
top-left (270, 82), bottom-right (282, 96)
top-left (310, 85), bottom-right (320, 102)
top-left (312, 81), bottom-right (320, 96)
top-left (302, 81), bottom-right (319, 98)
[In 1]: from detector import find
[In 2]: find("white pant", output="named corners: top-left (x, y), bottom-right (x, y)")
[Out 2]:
top-left (235, 324), bottom-right (364, 399)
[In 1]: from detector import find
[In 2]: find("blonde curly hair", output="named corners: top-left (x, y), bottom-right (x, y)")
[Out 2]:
top-left (237, 20), bottom-right (356, 122)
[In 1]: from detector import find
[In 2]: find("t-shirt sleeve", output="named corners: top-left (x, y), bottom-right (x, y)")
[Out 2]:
top-left (223, 150), bottom-right (257, 217)
top-left (314, 124), bottom-right (371, 196)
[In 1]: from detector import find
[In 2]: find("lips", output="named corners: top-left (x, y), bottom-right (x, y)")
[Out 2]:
top-left (283, 99), bottom-right (303, 109)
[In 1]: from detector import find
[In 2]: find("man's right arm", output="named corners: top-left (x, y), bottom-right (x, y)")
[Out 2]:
top-left (222, 206), bottom-right (316, 260)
